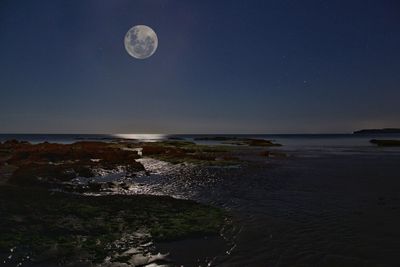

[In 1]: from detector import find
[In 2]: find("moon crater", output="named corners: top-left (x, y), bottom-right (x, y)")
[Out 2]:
top-left (124, 25), bottom-right (158, 59)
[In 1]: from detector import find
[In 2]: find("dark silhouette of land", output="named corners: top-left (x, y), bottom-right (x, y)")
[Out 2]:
top-left (354, 128), bottom-right (400, 134)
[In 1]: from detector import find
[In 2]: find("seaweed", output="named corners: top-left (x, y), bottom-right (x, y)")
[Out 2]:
top-left (0, 185), bottom-right (226, 265)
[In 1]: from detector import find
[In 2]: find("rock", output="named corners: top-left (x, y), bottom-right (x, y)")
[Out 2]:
top-left (245, 139), bottom-right (281, 147)
top-left (4, 141), bottom-right (145, 185)
top-left (259, 151), bottom-right (270, 157)
top-left (128, 254), bottom-right (150, 266)
top-left (370, 139), bottom-right (400, 147)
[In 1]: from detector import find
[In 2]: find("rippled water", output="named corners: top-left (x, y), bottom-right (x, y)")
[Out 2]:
top-left (214, 155), bottom-right (400, 267)
top-left (129, 148), bottom-right (400, 267)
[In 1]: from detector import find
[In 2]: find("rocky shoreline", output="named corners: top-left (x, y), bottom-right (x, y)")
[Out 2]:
top-left (0, 185), bottom-right (227, 267)
top-left (0, 138), bottom-right (282, 266)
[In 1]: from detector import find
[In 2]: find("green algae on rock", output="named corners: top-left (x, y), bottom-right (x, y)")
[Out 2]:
top-left (0, 185), bottom-right (227, 265)
top-left (0, 140), bottom-right (230, 266)
top-left (140, 141), bottom-right (242, 166)
top-left (0, 141), bottom-right (145, 186)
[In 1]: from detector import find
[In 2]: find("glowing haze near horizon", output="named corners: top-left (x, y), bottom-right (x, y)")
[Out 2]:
top-left (0, 0), bottom-right (399, 134)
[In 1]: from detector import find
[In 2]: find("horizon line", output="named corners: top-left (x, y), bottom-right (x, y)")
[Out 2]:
top-left (0, 131), bottom-right (362, 135)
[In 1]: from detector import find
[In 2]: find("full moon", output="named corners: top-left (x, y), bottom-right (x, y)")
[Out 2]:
top-left (124, 25), bottom-right (158, 59)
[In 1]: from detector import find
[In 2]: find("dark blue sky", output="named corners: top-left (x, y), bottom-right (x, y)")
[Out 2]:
top-left (1, 0), bottom-right (399, 133)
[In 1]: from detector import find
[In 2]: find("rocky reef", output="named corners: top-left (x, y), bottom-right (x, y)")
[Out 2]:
top-left (0, 140), bottom-right (230, 266)
top-left (1, 140), bottom-right (144, 187)
top-left (370, 139), bottom-right (400, 147)
top-left (0, 185), bottom-right (225, 266)
top-left (140, 140), bottom-right (242, 165)
top-left (0, 138), bottom-right (286, 266)
top-left (194, 136), bottom-right (282, 147)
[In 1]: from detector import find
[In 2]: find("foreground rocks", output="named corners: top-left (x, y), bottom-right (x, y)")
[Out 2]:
top-left (0, 141), bottom-right (144, 187)
top-left (0, 186), bottom-right (226, 266)
top-left (0, 140), bottom-right (230, 266)
top-left (0, 138), bottom-right (285, 266)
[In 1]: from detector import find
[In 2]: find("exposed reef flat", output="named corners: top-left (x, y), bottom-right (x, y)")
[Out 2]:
top-left (225, 139), bottom-right (282, 147)
top-left (0, 139), bottom-right (285, 265)
top-left (370, 139), bottom-right (400, 147)
top-left (1, 140), bottom-right (144, 187)
top-left (140, 141), bottom-right (242, 166)
top-left (0, 185), bottom-right (225, 266)
top-left (0, 139), bottom-right (283, 192)
top-left (194, 136), bottom-right (282, 147)
top-left (0, 140), bottom-right (240, 266)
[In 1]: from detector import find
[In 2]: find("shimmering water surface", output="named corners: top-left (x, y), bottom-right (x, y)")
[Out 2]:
top-left (137, 154), bottom-right (400, 267)
top-left (1, 134), bottom-right (400, 266)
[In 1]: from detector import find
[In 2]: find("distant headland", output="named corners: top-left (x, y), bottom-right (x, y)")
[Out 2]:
top-left (353, 128), bottom-right (400, 134)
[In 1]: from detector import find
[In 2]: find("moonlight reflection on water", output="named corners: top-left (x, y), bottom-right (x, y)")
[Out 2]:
top-left (112, 133), bottom-right (168, 142)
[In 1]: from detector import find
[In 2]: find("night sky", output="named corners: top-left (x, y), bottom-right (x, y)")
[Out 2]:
top-left (1, 0), bottom-right (399, 133)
